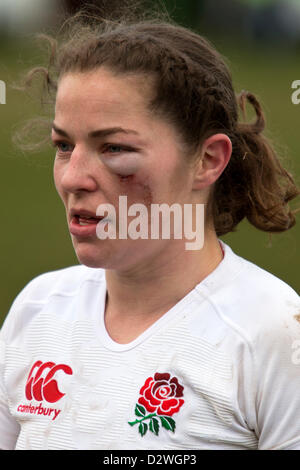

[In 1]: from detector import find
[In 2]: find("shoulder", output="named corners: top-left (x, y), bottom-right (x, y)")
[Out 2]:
top-left (199, 241), bottom-right (300, 345)
top-left (0, 265), bottom-right (106, 341)
top-left (14, 264), bottom-right (106, 304)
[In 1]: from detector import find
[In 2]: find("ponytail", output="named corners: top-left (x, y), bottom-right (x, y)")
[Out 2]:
top-left (212, 91), bottom-right (300, 236)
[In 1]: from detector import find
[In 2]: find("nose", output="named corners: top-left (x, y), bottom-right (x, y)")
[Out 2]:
top-left (58, 146), bottom-right (98, 194)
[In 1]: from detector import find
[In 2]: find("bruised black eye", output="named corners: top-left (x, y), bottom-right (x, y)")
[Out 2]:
top-left (106, 145), bottom-right (123, 153)
top-left (103, 144), bottom-right (135, 154)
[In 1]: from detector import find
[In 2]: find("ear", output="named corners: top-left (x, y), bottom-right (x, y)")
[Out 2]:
top-left (192, 133), bottom-right (232, 190)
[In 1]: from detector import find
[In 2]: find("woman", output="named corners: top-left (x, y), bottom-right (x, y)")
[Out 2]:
top-left (0, 10), bottom-right (300, 450)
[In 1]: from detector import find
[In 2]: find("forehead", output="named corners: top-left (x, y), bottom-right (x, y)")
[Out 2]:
top-left (55, 69), bottom-right (153, 119)
top-left (54, 68), bottom-right (184, 150)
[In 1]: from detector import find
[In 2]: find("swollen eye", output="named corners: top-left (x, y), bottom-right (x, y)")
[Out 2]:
top-left (100, 153), bottom-right (142, 176)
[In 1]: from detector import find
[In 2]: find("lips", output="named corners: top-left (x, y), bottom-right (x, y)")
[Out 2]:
top-left (77, 215), bottom-right (101, 226)
top-left (69, 208), bottom-right (104, 238)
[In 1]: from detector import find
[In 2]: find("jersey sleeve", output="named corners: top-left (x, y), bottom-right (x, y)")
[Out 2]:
top-left (0, 337), bottom-right (20, 449)
top-left (0, 281), bottom-right (33, 450)
top-left (252, 291), bottom-right (300, 450)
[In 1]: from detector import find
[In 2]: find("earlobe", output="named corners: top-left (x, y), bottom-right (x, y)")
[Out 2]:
top-left (192, 134), bottom-right (232, 190)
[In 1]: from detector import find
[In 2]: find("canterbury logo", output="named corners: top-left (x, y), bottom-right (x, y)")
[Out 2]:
top-left (25, 360), bottom-right (73, 403)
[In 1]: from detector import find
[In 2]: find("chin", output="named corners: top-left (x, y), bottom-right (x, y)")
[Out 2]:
top-left (72, 237), bottom-right (164, 271)
top-left (72, 239), bottom-right (132, 270)
top-left (72, 240), bottom-right (111, 269)
top-left (77, 256), bottom-right (107, 269)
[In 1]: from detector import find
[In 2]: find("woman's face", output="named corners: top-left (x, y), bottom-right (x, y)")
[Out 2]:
top-left (53, 68), bottom-right (201, 270)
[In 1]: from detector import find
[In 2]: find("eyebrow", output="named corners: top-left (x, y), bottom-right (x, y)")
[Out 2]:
top-left (51, 123), bottom-right (139, 139)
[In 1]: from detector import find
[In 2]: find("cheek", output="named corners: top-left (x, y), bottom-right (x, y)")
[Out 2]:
top-left (100, 152), bottom-right (153, 207)
top-left (53, 163), bottom-right (65, 201)
top-left (117, 174), bottom-right (153, 208)
top-left (53, 163), bottom-right (59, 191)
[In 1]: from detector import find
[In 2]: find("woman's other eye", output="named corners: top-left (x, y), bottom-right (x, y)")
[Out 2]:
top-left (52, 141), bottom-right (74, 155)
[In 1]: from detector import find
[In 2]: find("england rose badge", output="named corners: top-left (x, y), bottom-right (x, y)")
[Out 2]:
top-left (128, 372), bottom-right (184, 437)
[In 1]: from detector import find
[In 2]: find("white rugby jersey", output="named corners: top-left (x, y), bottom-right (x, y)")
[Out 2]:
top-left (1, 240), bottom-right (300, 450)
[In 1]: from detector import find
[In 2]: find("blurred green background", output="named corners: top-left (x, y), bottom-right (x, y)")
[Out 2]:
top-left (0, 0), bottom-right (299, 327)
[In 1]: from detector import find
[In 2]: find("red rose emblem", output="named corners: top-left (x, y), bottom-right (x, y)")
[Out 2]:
top-left (128, 372), bottom-right (184, 437)
top-left (138, 372), bottom-right (184, 417)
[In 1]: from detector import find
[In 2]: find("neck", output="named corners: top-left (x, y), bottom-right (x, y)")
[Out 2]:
top-left (104, 230), bottom-right (223, 321)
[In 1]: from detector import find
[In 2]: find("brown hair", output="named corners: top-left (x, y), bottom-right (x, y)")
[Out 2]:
top-left (17, 6), bottom-right (299, 237)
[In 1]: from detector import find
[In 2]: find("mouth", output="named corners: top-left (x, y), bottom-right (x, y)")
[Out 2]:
top-left (75, 214), bottom-right (103, 226)
top-left (69, 209), bottom-right (106, 237)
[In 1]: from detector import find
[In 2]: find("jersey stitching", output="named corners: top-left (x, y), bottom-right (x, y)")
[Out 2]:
top-left (14, 276), bottom-right (106, 305)
top-left (268, 435), bottom-right (300, 450)
top-left (193, 273), bottom-right (258, 436)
